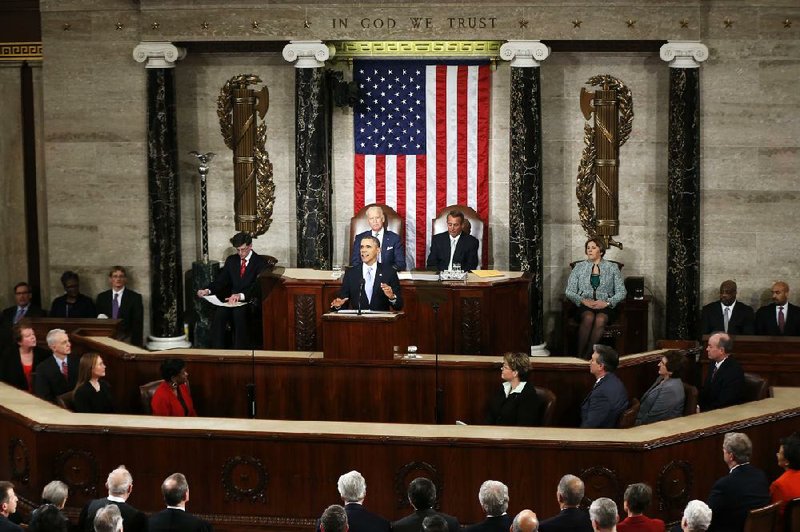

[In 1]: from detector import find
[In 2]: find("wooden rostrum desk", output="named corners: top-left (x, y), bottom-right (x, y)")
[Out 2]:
top-left (259, 268), bottom-right (532, 356)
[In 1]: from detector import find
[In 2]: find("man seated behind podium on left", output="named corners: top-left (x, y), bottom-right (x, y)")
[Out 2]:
top-left (331, 236), bottom-right (403, 312)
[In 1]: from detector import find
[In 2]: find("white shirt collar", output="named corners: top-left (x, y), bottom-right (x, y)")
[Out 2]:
top-left (107, 495), bottom-right (126, 503)
top-left (721, 300), bottom-right (736, 311)
top-left (166, 505), bottom-right (185, 511)
top-left (112, 287), bottom-right (126, 297)
top-left (502, 381), bottom-right (527, 397)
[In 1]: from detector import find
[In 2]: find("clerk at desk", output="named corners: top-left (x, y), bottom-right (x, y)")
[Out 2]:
top-left (331, 236), bottom-right (403, 312)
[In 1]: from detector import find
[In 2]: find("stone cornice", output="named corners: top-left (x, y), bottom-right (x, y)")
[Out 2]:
top-left (499, 40), bottom-right (550, 67)
top-left (659, 41), bottom-right (708, 69)
top-left (132, 41), bottom-right (186, 69)
top-left (282, 40), bottom-right (333, 68)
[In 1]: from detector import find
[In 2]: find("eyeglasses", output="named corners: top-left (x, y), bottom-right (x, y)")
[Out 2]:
top-left (15, 291), bottom-right (30, 295)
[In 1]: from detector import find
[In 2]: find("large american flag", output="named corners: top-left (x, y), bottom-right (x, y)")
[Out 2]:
top-left (353, 60), bottom-right (491, 268)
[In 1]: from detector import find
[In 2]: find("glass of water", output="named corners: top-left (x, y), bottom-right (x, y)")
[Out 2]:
top-left (332, 264), bottom-right (343, 278)
top-left (407, 345), bottom-right (418, 359)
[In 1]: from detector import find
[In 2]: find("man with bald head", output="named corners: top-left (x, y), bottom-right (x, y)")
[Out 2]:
top-left (78, 465), bottom-right (146, 532)
top-left (700, 280), bottom-right (754, 335)
top-left (755, 281), bottom-right (800, 336)
top-left (538, 475), bottom-right (592, 532)
top-left (511, 510), bottom-right (539, 532)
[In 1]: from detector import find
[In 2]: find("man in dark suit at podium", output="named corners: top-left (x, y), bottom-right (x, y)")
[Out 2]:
top-left (350, 205), bottom-right (406, 271)
top-left (96, 267), bottom-right (144, 346)
top-left (755, 281), bottom-right (800, 336)
top-left (196, 232), bottom-right (271, 349)
top-left (331, 236), bottom-right (402, 312)
top-left (426, 210), bottom-right (479, 272)
top-left (700, 280), bottom-right (754, 335)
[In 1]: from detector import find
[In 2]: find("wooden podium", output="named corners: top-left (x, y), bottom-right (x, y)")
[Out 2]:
top-left (321, 311), bottom-right (408, 360)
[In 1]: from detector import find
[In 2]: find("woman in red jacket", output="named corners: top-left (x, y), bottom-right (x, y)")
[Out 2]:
top-left (151, 358), bottom-right (196, 417)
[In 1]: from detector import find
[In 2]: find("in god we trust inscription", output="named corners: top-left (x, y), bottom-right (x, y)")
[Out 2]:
top-left (331, 16), bottom-right (497, 29)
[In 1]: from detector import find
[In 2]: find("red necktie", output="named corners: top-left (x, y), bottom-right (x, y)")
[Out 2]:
top-left (240, 258), bottom-right (246, 278)
top-left (778, 306), bottom-right (785, 333)
top-left (61, 361), bottom-right (69, 381)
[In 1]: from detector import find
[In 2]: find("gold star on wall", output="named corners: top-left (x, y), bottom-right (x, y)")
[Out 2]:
top-left (151, 21), bottom-right (160, 30)
top-left (626, 19), bottom-right (636, 28)
top-left (572, 19), bottom-right (582, 28)
top-left (201, 21), bottom-right (209, 30)
top-left (784, 19), bottom-right (792, 29)
top-left (252, 20), bottom-right (260, 29)
top-left (723, 18), bottom-right (734, 28)
top-left (680, 19), bottom-right (689, 28)
top-left (519, 19), bottom-right (529, 29)
top-left (304, 19), bottom-right (311, 29)
top-left (63, 23), bottom-right (71, 31)
top-left (115, 22), bottom-right (124, 30)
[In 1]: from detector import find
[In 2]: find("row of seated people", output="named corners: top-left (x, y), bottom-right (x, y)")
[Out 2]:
top-left (487, 333), bottom-right (757, 430)
top-left (1, 268), bottom-right (144, 347)
top-left (701, 280), bottom-right (800, 337)
top-left (0, 467), bottom-right (211, 532)
top-left (316, 431), bottom-right (800, 532)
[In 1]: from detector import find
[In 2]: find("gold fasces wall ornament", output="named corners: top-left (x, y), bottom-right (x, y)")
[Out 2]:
top-left (575, 74), bottom-right (634, 251)
top-left (217, 74), bottom-right (275, 237)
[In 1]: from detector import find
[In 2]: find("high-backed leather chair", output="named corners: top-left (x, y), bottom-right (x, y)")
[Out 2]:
top-left (682, 381), bottom-right (699, 416)
top-left (783, 497), bottom-right (800, 532)
top-left (743, 502), bottom-right (780, 532)
top-left (742, 372), bottom-right (770, 402)
top-left (139, 379), bottom-right (162, 414)
top-left (56, 391), bottom-right (75, 412)
top-left (534, 386), bottom-right (557, 427)
top-left (430, 204), bottom-right (485, 269)
top-left (617, 398), bottom-right (640, 428)
top-left (349, 203), bottom-right (404, 254)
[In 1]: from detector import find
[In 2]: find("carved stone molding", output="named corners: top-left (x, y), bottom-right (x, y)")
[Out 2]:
top-left (294, 294), bottom-right (317, 350)
top-left (221, 455), bottom-right (268, 504)
top-left (461, 297), bottom-right (482, 354)
top-left (393, 461), bottom-right (442, 510)
top-left (282, 40), bottom-right (333, 68)
top-left (53, 449), bottom-right (98, 496)
top-left (8, 438), bottom-right (30, 484)
top-left (133, 41), bottom-right (186, 69)
top-left (659, 41), bottom-right (709, 69)
top-left (500, 40), bottom-right (550, 67)
top-left (657, 460), bottom-right (693, 512)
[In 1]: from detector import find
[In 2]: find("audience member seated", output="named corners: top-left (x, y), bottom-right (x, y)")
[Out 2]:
top-left (151, 358), bottom-right (196, 417)
top-left (78, 465), bottom-right (146, 532)
top-left (581, 345), bottom-right (628, 428)
top-left (680, 500), bottom-right (712, 532)
top-left (50, 271), bottom-right (97, 319)
top-left (96, 266), bottom-right (144, 347)
top-left (700, 280), bottom-right (754, 336)
top-left (331, 235), bottom-right (403, 312)
top-left (93, 504), bottom-right (123, 532)
top-left (73, 352), bottom-right (114, 414)
top-left (635, 351), bottom-right (686, 426)
top-left (770, 433), bottom-right (800, 528)
top-left (426, 210), bottom-right (480, 272)
top-left (28, 504), bottom-right (68, 532)
top-left (755, 281), bottom-right (800, 336)
top-left (565, 237), bottom-right (626, 359)
top-left (707, 432), bottom-right (769, 532)
top-left (0, 481), bottom-right (22, 532)
top-left (511, 510), bottom-right (539, 532)
top-left (485, 352), bottom-right (541, 427)
top-left (391, 477), bottom-right (459, 532)
top-left (698, 332), bottom-right (744, 412)
top-left (40, 480), bottom-right (68, 510)
top-left (33, 329), bottom-right (79, 404)
top-left (617, 483), bottom-right (664, 532)
top-left (1, 282), bottom-right (46, 347)
top-left (589, 498), bottom-right (618, 532)
top-left (0, 321), bottom-right (49, 393)
top-left (319, 504), bottom-right (348, 532)
top-left (538, 474), bottom-right (593, 532)
top-left (464, 480), bottom-right (512, 532)
top-left (351, 205), bottom-right (406, 271)
top-left (317, 470), bottom-right (389, 532)
top-left (148, 473), bottom-right (212, 532)
top-left (423, 515), bottom-right (450, 532)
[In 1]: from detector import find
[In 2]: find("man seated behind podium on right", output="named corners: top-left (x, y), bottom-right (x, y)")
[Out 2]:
top-left (426, 210), bottom-right (479, 272)
top-left (331, 236), bottom-right (403, 312)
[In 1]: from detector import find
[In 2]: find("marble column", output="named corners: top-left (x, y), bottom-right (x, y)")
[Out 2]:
top-left (283, 41), bottom-right (334, 269)
top-left (500, 40), bottom-right (550, 355)
top-left (660, 42), bottom-right (708, 340)
top-left (133, 42), bottom-right (190, 349)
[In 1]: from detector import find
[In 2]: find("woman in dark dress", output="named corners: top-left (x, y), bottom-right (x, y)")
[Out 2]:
top-left (485, 351), bottom-right (541, 426)
top-left (151, 358), bottom-right (197, 417)
top-left (73, 352), bottom-right (114, 413)
top-left (0, 320), bottom-right (49, 392)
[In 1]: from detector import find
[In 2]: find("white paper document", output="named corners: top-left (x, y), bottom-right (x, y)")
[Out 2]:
top-left (203, 295), bottom-right (246, 307)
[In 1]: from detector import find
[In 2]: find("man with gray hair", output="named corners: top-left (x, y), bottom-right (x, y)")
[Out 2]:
top-left (93, 504), bottom-right (123, 532)
top-left (707, 432), bottom-right (769, 532)
top-left (41, 480), bottom-right (69, 509)
top-left (464, 480), bottom-right (512, 532)
top-left (510, 509), bottom-right (539, 532)
top-left (33, 328), bottom-right (79, 403)
top-left (589, 498), bottom-right (618, 532)
top-left (78, 465), bottom-right (147, 532)
top-left (580, 345), bottom-right (629, 428)
top-left (681, 500), bottom-right (712, 531)
top-left (148, 473), bottom-right (212, 532)
top-left (539, 475), bottom-right (592, 532)
top-left (320, 504), bottom-right (348, 532)
top-left (317, 470), bottom-right (389, 532)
